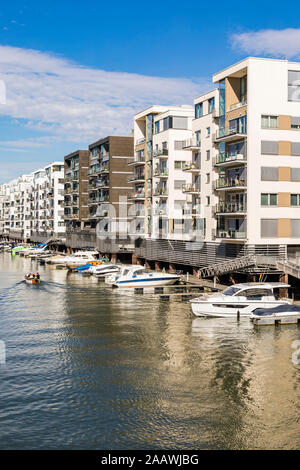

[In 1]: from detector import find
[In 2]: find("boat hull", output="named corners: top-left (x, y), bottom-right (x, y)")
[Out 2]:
top-left (113, 276), bottom-right (180, 288)
top-left (191, 300), bottom-right (292, 318)
top-left (25, 279), bottom-right (40, 285)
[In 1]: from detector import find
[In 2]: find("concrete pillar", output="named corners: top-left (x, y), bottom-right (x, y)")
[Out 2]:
top-left (111, 253), bottom-right (117, 264)
top-left (279, 273), bottom-right (289, 298)
top-left (145, 260), bottom-right (152, 269)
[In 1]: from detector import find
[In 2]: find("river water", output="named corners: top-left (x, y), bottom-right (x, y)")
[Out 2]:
top-left (0, 252), bottom-right (299, 450)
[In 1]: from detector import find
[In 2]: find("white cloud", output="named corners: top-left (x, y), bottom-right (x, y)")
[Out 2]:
top-left (0, 45), bottom-right (209, 145)
top-left (231, 28), bottom-right (300, 59)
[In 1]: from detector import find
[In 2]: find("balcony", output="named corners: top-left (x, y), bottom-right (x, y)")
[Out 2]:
top-left (153, 167), bottom-right (168, 178)
top-left (182, 184), bottom-right (201, 194)
top-left (214, 126), bottom-right (247, 142)
top-left (215, 152), bottom-right (246, 167)
top-left (216, 229), bottom-right (246, 240)
top-left (153, 187), bottom-right (168, 197)
top-left (227, 100), bottom-right (247, 112)
top-left (153, 148), bottom-right (168, 158)
top-left (127, 173), bottom-right (145, 183)
top-left (128, 154), bottom-right (145, 166)
top-left (181, 138), bottom-right (201, 150)
top-left (214, 177), bottom-right (246, 191)
top-left (88, 166), bottom-right (101, 176)
top-left (135, 138), bottom-right (146, 146)
top-left (183, 162), bottom-right (201, 172)
top-left (215, 202), bottom-right (246, 214)
top-left (128, 191), bottom-right (145, 201)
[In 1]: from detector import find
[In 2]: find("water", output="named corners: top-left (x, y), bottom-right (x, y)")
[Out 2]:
top-left (0, 253), bottom-right (299, 450)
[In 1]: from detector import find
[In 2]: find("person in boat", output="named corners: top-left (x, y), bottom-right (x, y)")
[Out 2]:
top-left (36, 273), bottom-right (40, 280)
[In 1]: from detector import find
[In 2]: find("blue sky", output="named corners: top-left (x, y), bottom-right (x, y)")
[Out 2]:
top-left (1, 0), bottom-right (300, 183)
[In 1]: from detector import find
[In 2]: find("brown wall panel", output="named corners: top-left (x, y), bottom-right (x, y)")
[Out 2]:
top-left (278, 141), bottom-right (291, 155)
top-left (278, 115), bottom-right (291, 130)
top-left (278, 218), bottom-right (291, 237)
top-left (278, 167), bottom-right (291, 181)
top-left (278, 192), bottom-right (291, 207)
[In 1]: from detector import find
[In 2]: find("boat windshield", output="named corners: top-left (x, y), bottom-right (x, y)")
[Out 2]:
top-left (222, 286), bottom-right (241, 296)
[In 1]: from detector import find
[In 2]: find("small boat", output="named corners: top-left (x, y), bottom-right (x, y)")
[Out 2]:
top-left (24, 274), bottom-right (41, 285)
top-left (190, 282), bottom-right (292, 318)
top-left (89, 264), bottom-right (120, 278)
top-left (110, 265), bottom-right (180, 288)
top-left (48, 250), bottom-right (99, 267)
top-left (251, 304), bottom-right (300, 325)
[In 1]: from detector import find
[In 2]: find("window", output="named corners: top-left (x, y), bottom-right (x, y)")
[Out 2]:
top-left (174, 161), bottom-right (185, 170)
top-left (174, 180), bottom-right (185, 190)
top-left (206, 150), bottom-right (210, 160)
top-left (240, 76), bottom-right (247, 102)
top-left (291, 168), bottom-right (300, 181)
top-left (174, 140), bottom-right (185, 150)
top-left (291, 117), bottom-right (300, 129)
top-left (206, 127), bottom-right (210, 137)
top-left (261, 115), bottom-right (278, 128)
top-left (261, 140), bottom-right (279, 155)
top-left (195, 102), bottom-right (203, 119)
top-left (163, 117), bottom-right (172, 131)
top-left (291, 219), bottom-right (300, 237)
top-left (261, 167), bottom-right (278, 181)
top-left (291, 194), bottom-right (300, 206)
top-left (261, 219), bottom-right (278, 237)
top-left (291, 142), bottom-right (300, 156)
top-left (195, 130), bottom-right (201, 145)
top-left (154, 121), bottom-right (160, 134)
top-left (288, 71), bottom-right (300, 102)
top-left (206, 173), bottom-right (210, 184)
top-left (208, 97), bottom-right (215, 113)
top-left (261, 193), bottom-right (278, 206)
top-left (206, 196), bottom-right (210, 206)
top-left (173, 116), bottom-right (188, 129)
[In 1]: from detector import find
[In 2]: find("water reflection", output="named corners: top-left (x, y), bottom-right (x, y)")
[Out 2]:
top-left (0, 253), bottom-right (299, 449)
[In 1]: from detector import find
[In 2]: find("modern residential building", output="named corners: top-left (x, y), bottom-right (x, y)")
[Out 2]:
top-left (212, 57), bottom-right (300, 258)
top-left (64, 150), bottom-right (89, 241)
top-left (30, 162), bottom-right (65, 243)
top-left (87, 135), bottom-right (134, 253)
top-left (132, 105), bottom-right (194, 240)
top-left (0, 183), bottom-right (13, 239)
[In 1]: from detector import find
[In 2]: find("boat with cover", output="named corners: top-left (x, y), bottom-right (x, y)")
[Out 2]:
top-left (89, 264), bottom-right (120, 278)
top-left (109, 265), bottom-right (180, 288)
top-left (251, 304), bottom-right (300, 324)
top-left (190, 282), bottom-right (292, 318)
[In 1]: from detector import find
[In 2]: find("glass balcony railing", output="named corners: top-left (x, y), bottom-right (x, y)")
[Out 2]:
top-left (215, 152), bottom-right (246, 165)
top-left (215, 177), bottom-right (246, 189)
top-left (182, 184), bottom-right (201, 193)
top-left (216, 202), bottom-right (246, 213)
top-left (216, 229), bottom-right (246, 239)
top-left (215, 126), bottom-right (246, 140)
top-left (152, 148), bottom-right (168, 157)
top-left (183, 162), bottom-right (201, 171)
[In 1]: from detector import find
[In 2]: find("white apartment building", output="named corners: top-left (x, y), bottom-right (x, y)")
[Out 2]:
top-left (132, 105), bottom-right (194, 239)
top-left (30, 162), bottom-right (65, 241)
top-left (0, 183), bottom-right (11, 237)
top-left (213, 57), bottom-right (300, 258)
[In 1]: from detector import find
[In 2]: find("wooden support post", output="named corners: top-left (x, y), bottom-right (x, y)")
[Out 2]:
top-left (154, 261), bottom-right (161, 271)
top-left (131, 253), bottom-right (138, 264)
top-left (145, 260), bottom-right (151, 270)
top-left (111, 253), bottom-right (117, 264)
top-left (169, 264), bottom-right (176, 273)
top-left (279, 273), bottom-right (289, 298)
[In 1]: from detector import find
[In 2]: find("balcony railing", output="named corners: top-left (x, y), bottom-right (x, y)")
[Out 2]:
top-left (153, 168), bottom-right (168, 177)
top-left (216, 229), bottom-right (246, 239)
top-left (216, 202), bottom-right (246, 213)
top-left (128, 192), bottom-right (145, 200)
top-left (215, 126), bottom-right (247, 140)
top-left (136, 138), bottom-right (146, 145)
top-left (215, 152), bottom-right (246, 165)
top-left (182, 138), bottom-right (201, 150)
top-left (127, 173), bottom-right (145, 182)
top-left (215, 177), bottom-right (246, 190)
top-left (182, 184), bottom-right (201, 193)
top-left (183, 162), bottom-right (201, 171)
top-left (153, 187), bottom-right (168, 197)
top-left (128, 154), bottom-right (145, 166)
top-left (227, 100), bottom-right (247, 112)
top-left (152, 148), bottom-right (168, 157)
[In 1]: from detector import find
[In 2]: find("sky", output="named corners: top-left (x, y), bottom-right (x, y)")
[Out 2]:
top-left (1, 0), bottom-right (300, 183)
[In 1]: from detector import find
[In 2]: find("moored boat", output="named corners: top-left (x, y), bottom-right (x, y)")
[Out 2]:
top-left (110, 265), bottom-right (180, 288)
top-left (251, 304), bottom-right (300, 325)
top-left (190, 282), bottom-right (292, 318)
top-left (24, 273), bottom-right (41, 285)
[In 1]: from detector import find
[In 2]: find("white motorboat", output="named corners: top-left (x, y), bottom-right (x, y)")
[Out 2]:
top-left (251, 304), bottom-right (300, 325)
top-left (109, 265), bottom-right (180, 288)
top-left (89, 264), bottom-right (120, 278)
top-left (48, 250), bottom-right (99, 267)
top-left (190, 282), bottom-right (292, 318)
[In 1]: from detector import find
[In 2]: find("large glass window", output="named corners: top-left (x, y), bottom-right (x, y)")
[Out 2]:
top-left (208, 97), bottom-right (215, 113)
top-left (291, 194), bottom-right (300, 206)
top-left (261, 193), bottom-right (277, 206)
top-left (261, 115), bottom-right (278, 128)
top-left (219, 80), bottom-right (225, 116)
top-left (195, 102), bottom-right (203, 119)
top-left (288, 71), bottom-right (300, 102)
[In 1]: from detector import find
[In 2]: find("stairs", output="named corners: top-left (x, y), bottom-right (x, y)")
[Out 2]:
top-left (277, 259), bottom-right (300, 280)
top-left (199, 255), bottom-right (257, 278)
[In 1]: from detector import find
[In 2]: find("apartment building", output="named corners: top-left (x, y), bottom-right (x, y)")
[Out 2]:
top-left (11, 174), bottom-right (33, 241)
top-left (64, 150), bottom-right (89, 236)
top-left (213, 57), bottom-right (300, 258)
top-left (0, 183), bottom-right (12, 238)
top-left (133, 105), bottom-right (194, 240)
top-left (87, 136), bottom-right (134, 252)
top-left (30, 162), bottom-right (65, 243)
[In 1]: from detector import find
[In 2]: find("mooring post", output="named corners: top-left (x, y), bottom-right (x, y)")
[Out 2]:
top-left (213, 276), bottom-right (216, 288)
top-left (237, 310), bottom-right (240, 321)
